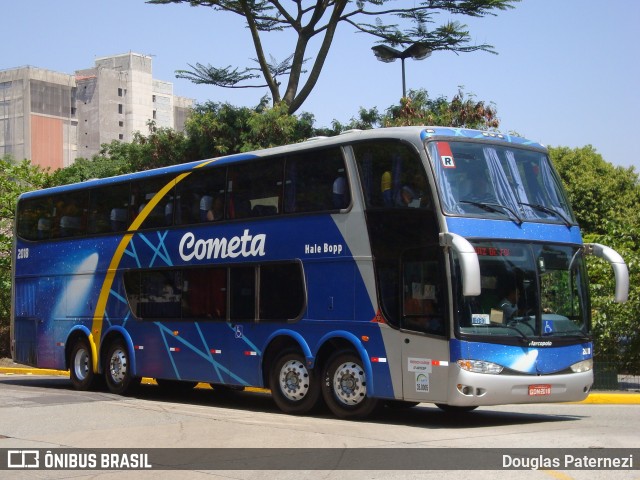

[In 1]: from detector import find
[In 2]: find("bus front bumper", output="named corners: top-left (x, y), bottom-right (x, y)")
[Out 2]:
top-left (445, 367), bottom-right (594, 407)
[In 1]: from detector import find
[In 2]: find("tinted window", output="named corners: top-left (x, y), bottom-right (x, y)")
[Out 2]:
top-left (354, 141), bottom-right (430, 209)
top-left (260, 263), bottom-right (305, 320)
top-left (133, 176), bottom-right (174, 229)
top-left (284, 148), bottom-right (350, 213)
top-left (88, 183), bottom-right (130, 234)
top-left (175, 168), bottom-right (227, 225)
top-left (227, 159), bottom-right (283, 219)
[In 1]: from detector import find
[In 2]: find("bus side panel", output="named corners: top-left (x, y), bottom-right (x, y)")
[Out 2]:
top-left (13, 278), bottom-right (39, 366)
top-left (305, 260), bottom-right (354, 321)
top-left (13, 316), bottom-right (38, 366)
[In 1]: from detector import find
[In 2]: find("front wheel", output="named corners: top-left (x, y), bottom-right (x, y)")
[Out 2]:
top-left (104, 340), bottom-right (140, 395)
top-left (321, 350), bottom-right (380, 419)
top-left (270, 350), bottom-right (321, 415)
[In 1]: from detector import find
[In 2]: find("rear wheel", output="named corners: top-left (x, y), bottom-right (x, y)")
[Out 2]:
top-left (104, 340), bottom-right (140, 395)
top-left (321, 350), bottom-right (380, 419)
top-left (69, 338), bottom-right (99, 390)
top-left (270, 350), bottom-right (321, 415)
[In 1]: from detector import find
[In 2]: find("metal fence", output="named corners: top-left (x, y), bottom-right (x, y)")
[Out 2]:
top-left (593, 357), bottom-right (640, 391)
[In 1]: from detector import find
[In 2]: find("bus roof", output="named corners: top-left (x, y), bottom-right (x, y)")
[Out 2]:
top-left (19, 126), bottom-right (546, 200)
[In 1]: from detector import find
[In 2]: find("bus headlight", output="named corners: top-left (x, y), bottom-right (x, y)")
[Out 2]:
top-left (457, 359), bottom-right (504, 375)
top-left (570, 359), bottom-right (593, 373)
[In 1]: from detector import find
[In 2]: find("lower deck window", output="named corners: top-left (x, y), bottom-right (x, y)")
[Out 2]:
top-left (123, 262), bottom-right (305, 322)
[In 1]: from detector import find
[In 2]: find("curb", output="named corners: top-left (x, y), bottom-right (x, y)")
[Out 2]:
top-left (2, 367), bottom-right (638, 404)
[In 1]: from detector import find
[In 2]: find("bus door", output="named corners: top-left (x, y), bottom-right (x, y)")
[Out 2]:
top-left (399, 250), bottom-right (450, 403)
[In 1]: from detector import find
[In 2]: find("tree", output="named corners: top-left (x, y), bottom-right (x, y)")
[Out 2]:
top-left (0, 156), bottom-right (52, 357)
top-left (549, 146), bottom-right (640, 373)
top-left (328, 88), bottom-right (499, 132)
top-left (148, 0), bottom-right (519, 113)
top-left (184, 99), bottom-right (316, 158)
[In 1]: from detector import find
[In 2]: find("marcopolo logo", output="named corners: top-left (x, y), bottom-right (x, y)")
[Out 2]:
top-left (179, 229), bottom-right (266, 261)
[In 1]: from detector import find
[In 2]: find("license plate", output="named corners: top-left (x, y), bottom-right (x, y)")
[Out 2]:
top-left (528, 384), bottom-right (551, 396)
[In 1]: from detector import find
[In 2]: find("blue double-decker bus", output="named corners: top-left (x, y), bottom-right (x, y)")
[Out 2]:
top-left (11, 127), bottom-right (628, 418)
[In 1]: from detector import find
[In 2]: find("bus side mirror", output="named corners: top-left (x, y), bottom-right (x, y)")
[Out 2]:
top-left (585, 243), bottom-right (629, 303)
top-left (440, 232), bottom-right (481, 297)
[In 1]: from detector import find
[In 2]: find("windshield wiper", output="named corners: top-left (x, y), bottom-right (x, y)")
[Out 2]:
top-left (518, 202), bottom-right (572, 227)
top-left (477, 322), bottom-right (531, 343)
top-left (460, 201), bottom-right (522, 225)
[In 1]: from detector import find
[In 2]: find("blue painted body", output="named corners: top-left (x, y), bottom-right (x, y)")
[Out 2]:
top-left (11, 127), bottom-right (594, 404)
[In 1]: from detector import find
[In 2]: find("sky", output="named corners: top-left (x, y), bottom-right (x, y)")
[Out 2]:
top-left (2, 0), bottom-right (639, 169)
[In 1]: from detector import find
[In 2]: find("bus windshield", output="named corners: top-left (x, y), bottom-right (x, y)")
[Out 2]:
top-left (427, 141), bottom-right (576, 225)
top-left (455, 242), bottom-right (590, 343)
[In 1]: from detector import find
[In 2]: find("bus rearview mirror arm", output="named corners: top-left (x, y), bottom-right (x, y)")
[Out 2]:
top-left (584, 243), bottom-right (629, 303)
top-left (440, 232), bottom-right (481, 297)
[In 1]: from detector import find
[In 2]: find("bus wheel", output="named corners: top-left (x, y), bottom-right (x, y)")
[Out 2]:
top-left (70, 338), bottom-right (97, 391)
top-left (104, 340), bottom-right (139, 395)
top-left (270, 350), bottom-right (321, 415)
top-left (435, 404), bottom-right (478, 413)
top-left (321, 350), bottom-right (380, 419)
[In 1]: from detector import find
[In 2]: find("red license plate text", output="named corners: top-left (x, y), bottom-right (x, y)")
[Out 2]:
top-left (528, 384), bottom-right (551, 396)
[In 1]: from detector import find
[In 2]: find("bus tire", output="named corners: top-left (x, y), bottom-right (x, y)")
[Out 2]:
top-left (270, 350), bottom-right (321, 415)
top-left (69, 338), bottom-right (97, 391)
top-left (104, 339), bottom-right (140, 395)
top-left (321, 350), bottom-right (380, 419)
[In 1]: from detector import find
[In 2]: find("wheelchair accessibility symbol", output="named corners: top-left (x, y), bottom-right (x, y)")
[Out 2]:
top-left (235, 325), bottom-right (243, 338)
top-left (543, 320), bottom-right (553, 334)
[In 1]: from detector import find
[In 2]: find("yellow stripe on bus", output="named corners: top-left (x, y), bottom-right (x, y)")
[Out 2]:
top-left (89, 171), bottom-right (192, 371)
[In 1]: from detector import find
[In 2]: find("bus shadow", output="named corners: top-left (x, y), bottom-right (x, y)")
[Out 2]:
top-left (137, 384), bottom-right (589, 429)
top-left (372, 403), bottom-right (586, 429)
top-left (0, 376), bottom-right (586, 428)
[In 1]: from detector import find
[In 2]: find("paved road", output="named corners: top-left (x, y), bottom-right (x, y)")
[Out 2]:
top-left (0, 373), bottom-right (638, 479)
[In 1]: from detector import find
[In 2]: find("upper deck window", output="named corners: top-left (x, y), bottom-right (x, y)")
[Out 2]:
top-left (353, 140), bottom-right (431, 210)
top-left (427, 141), bottom-right (575, 225)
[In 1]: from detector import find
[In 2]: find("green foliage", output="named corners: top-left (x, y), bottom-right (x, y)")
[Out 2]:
top-left (126, 123), bottom-right (192, 171)
top-left (0, 156), bottom-right (52, 357)
top-left (549, 146), bottom-right (640, 373)
top-left (50, 155), bottom-right (132, 185)
top-left (184, 100), bottom-right (265, 158)
top-left (550, 145), bottom-right (640, 236)
top-left (382, 88), bottom-right (499, 129)
top-left (185, 99), bottom-right (316, 157)
top-left (241, 102), bottom-right (315, 151)
top-left (330, 89), bottom-right (500, 131)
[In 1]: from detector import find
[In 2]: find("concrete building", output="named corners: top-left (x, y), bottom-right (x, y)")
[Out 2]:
top-left (0, 52), bottom-right (193, 169)
top-left (0, 66), bottom-right (77, 170)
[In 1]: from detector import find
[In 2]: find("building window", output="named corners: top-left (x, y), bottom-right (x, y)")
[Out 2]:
top-left (152, 95), bottom-right (156, 103)
top-left (119, 121), bottom-right (124, 127)
top-left (119, 134), bottom-right (124, 140)
top-left (118, 104), bottom-right (123, 114)
top-left (118, 88), bottom-right (123, 97)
